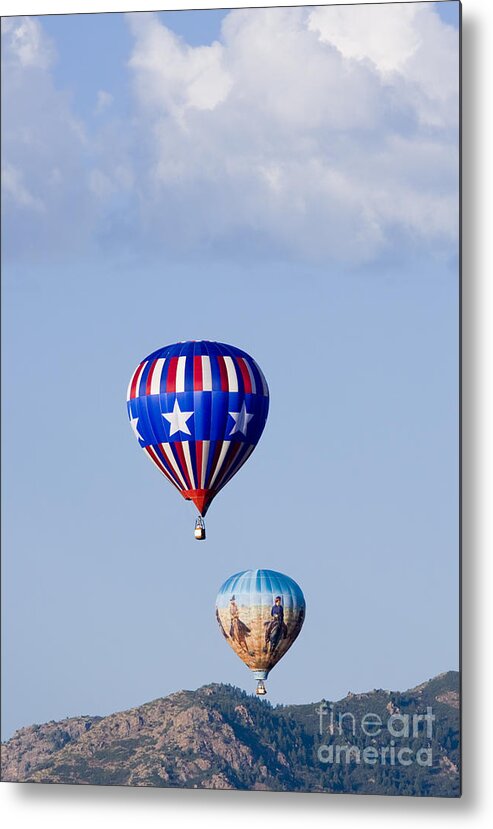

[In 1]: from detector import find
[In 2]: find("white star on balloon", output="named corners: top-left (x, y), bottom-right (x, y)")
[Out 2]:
top-left (163, 399), bottom-right (194, 436)
top-left (130, 416), bottom-right (144, 442)
top-left (229, 401), bottom-right (254, 436)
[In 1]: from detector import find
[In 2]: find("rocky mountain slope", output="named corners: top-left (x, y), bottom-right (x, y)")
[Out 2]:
top-left (1, 671), bottom-right (460, 796)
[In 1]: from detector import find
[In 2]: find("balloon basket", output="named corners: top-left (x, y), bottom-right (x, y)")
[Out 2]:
top-left (194, 516), bottom-right (206, 541)
top-left (256, 680), bottom-right (267, 696)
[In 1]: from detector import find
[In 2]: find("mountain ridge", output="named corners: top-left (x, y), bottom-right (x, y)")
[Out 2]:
top-left (1, 671), bottom-right (460, 796)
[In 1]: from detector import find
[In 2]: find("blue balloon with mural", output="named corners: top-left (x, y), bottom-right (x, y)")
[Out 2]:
top-left (127, 340), bottom-right (269, 538)
top-left (216, 569), bottom-right (306, 695)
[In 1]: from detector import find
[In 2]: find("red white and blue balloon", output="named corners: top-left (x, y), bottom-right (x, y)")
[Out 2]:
top-left (127, 341), bottom-right (269, 516)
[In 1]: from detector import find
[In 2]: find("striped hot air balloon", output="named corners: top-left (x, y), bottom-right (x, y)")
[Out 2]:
top-left (216, 569), bottom-right (306, 695)
top-left (126, 341), bottom-right (269, 535)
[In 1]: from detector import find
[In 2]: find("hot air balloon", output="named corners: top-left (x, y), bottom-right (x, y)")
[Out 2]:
top-left (215, 569), bottom-right (305, 695)
top-left (127, 341), bottom-right (269, 538)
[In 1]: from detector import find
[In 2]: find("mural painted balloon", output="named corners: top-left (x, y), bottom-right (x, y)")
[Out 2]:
top-left (127, 341), bottom-right (269, 536)
top-left (216, 569), bottom-right (306, 695)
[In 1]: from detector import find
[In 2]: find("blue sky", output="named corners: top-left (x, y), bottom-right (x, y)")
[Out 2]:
top-left (2, 3), bottom-right (459, 739)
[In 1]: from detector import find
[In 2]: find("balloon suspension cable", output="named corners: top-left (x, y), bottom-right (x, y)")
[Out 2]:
top-left (194, 515), bottom-right (206, 541)
top-left (256, 680), bottom-right (267, 696)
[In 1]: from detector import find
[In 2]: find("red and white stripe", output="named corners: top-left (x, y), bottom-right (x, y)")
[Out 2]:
top-left (241, 357), bottom-right (257, 394)
top-left (127, 361), bottom-right (148, 401)
top-left (201, 356), bottom-right (212, 391)
top-left (209, 441), bottom-right (231, 488)
top-left (216, 355), bottom-right (229, 391)
top-left (159, 442), bottom-right (187, 489)
top-left (127, 360), bottom-right (147, 400)
top-left (142, 437), bottom-right (258, 500)
top-left (193, 439), bottom-right (210, 488)
top-left (148, 357), bottom-right (166, 395)
top-left (223, 356), bottom-right (239, 392)
top-left (173, 442), bottom-right (193, 489)
top-left (193, 355), bottom-right (213, 391)
top-left (130, 352), bottom-right (267, 396)
top-left (181, 441), bottom-right (196, 489)
top-left (176, 355), bottom-right (187, 393)
top-left (165, 356), bottom-right (178, 392)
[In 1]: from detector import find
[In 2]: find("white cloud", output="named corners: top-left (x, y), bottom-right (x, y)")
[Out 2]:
top-left (308, 4), bottom-right (458, 128)
top-left (2, 7), bottom-right (459, 266)
top-left (1, 16), bottom-right (54, 69)
top-left (128, 13), bottom-right (232, 119)
top-left (308, 4), bottom-right (422, 74)
top-left (2, 161), bottom-right (45, 212)
top-left (2, 17), bottom-right (104, 259)
top-left (2, 18), bottom-right (133, 261)
top-left (125, 6), bottom-right (458, 263)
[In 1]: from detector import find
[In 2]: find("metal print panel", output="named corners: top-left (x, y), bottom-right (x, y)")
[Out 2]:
top-left (1, 1), bottom-right (460, 798)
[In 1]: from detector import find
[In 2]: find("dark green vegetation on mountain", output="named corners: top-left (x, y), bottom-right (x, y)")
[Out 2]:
top-left (1, 671), bottom-right (459, 797)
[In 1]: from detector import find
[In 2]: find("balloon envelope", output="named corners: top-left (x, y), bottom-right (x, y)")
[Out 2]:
top-left (127, 341), bottom-right (269, 516)
top-left (216, 569), bottom-right (305, 683)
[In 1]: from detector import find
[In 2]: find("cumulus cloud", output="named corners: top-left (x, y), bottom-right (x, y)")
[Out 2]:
top-left (1, 17), bottom-right (97, 259)
top-left (123, 6), bottom-right (458, 264)
top-left (128, 14), bottom-right (232, 118)
top-left (308, 4), bottom-right (458, 127)
top-left (2, 6), bottom-right (459, 266)
top-left (2, 18), bottom-right (134, 261)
